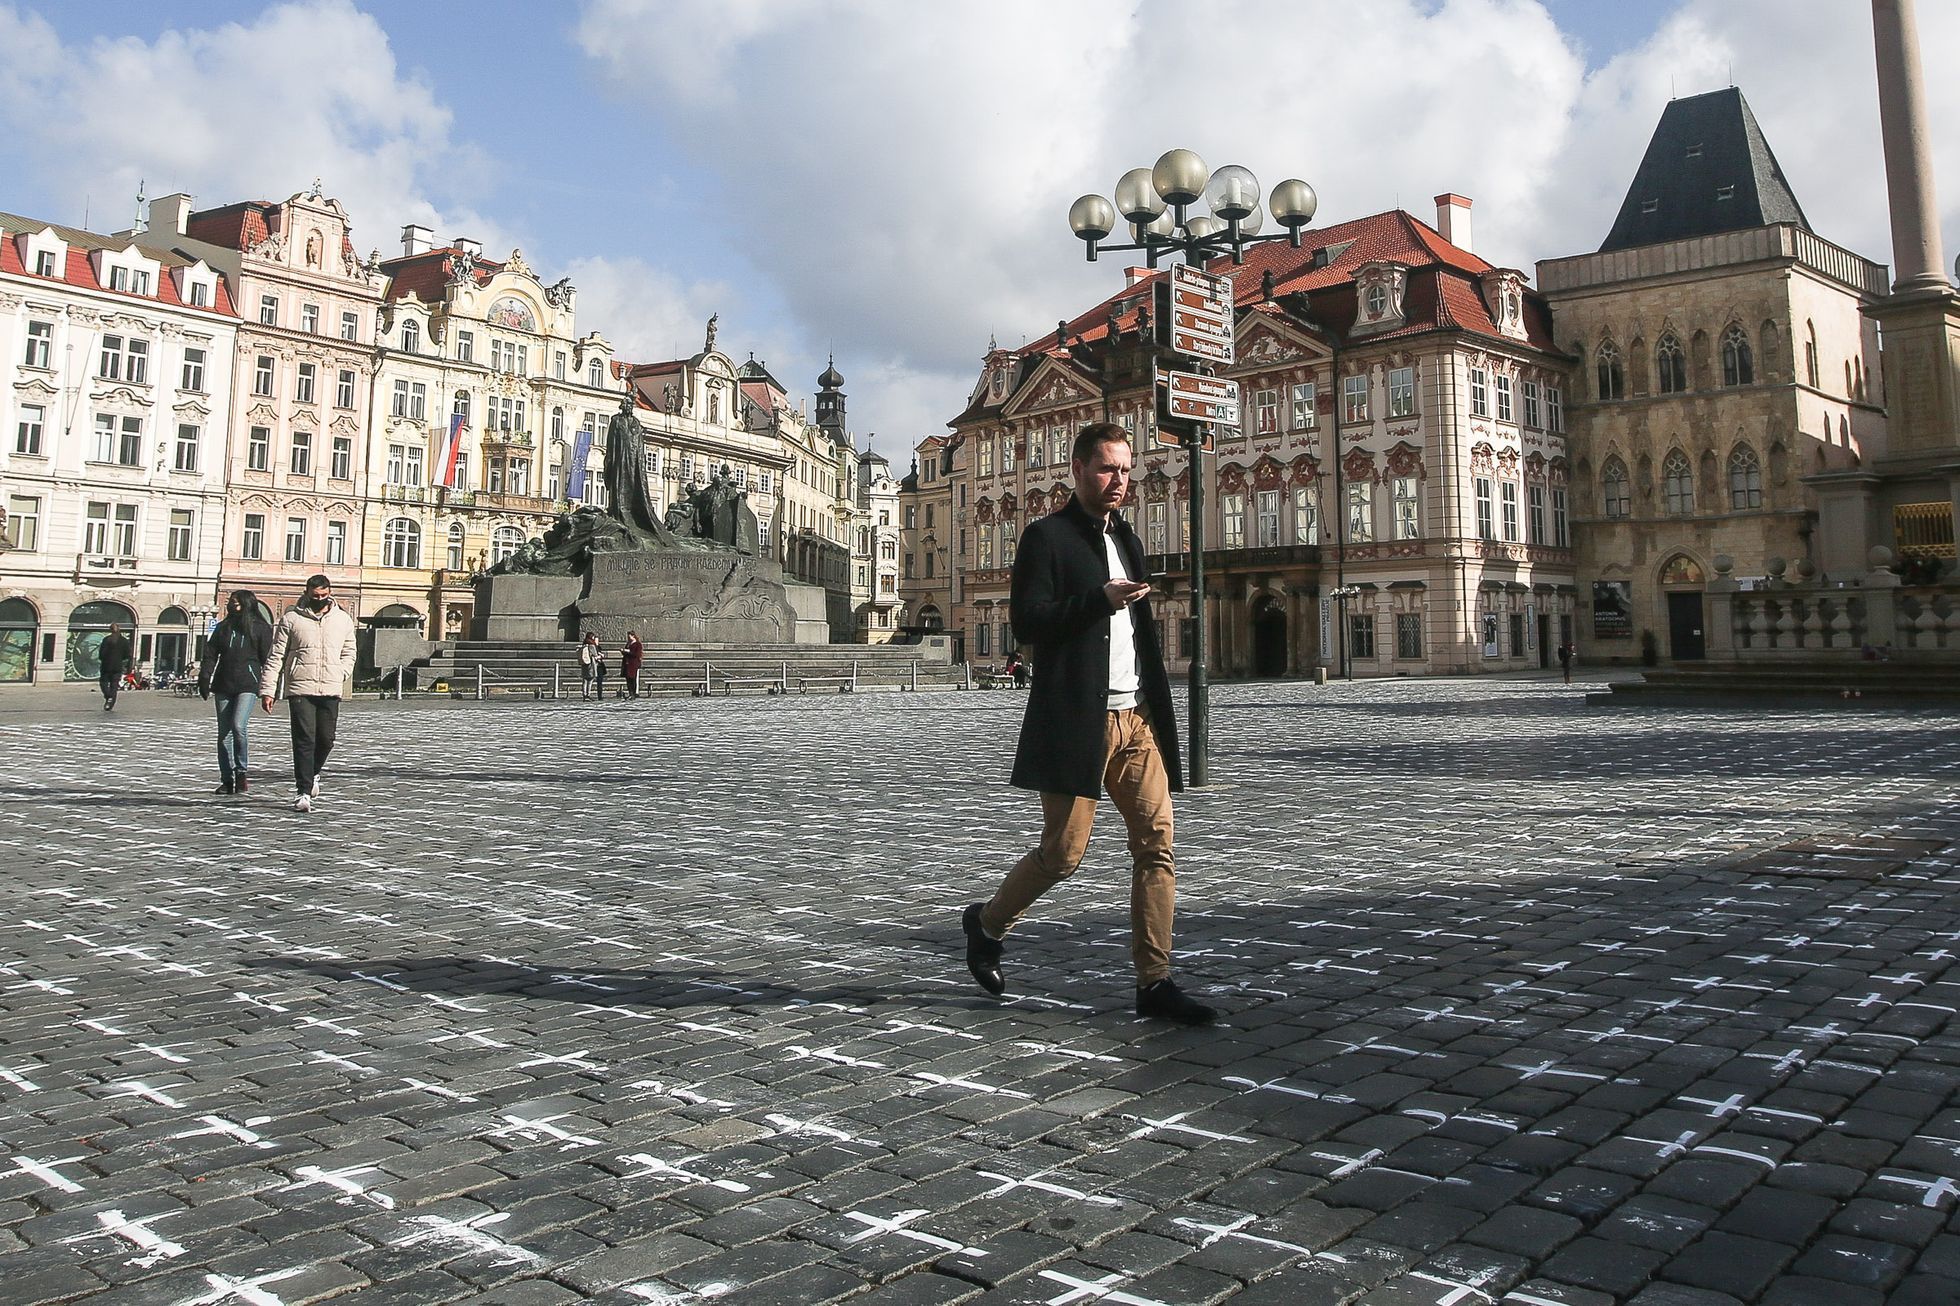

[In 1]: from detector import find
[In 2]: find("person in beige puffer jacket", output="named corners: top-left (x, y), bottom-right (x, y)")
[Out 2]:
top-left (258, 574), bottom-right (358, 813)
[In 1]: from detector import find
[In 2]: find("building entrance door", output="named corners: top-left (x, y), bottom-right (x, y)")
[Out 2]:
top-left (1251, 595), bottom-right (1287, 677)
top-left (1536, 613), bottom-right (1551, 668)
top-left (1667, 591), bottom-right (1706, 660)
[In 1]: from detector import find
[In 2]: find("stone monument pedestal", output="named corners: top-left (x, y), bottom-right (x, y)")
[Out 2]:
top-left (577, 550), bottom-right (796, 644)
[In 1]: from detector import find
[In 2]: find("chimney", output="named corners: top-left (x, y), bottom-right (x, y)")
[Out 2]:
top-left (400, 223), bottom-right (434, 257)
top-left (1434, 193), bottom-right (1473, 254)
top-left (454, 236), bottom-right (482, 258)
top-left (1123, 266), bottom-right (1153, 289)
top-left (148, 192), bottom-right (194, 237)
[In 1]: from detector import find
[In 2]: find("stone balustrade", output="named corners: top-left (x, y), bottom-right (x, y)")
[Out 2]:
top-left (1707, 549), bottom-right (1960, 658)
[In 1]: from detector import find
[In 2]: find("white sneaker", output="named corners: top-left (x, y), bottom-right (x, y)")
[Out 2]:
top-left (308, 773), bottom-right (321, 799)
top-left (293, 794), bottom-right (312, 813)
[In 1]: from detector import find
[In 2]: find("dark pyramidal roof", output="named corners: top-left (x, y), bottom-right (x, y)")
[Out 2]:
top-left (1600, 87), bottom-right (1810, 253)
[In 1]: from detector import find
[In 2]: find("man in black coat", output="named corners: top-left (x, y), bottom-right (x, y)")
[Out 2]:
top-left (97, 623), bottom-right (132, 711)
top-left (961, 423), bottom-right (1215, 1024)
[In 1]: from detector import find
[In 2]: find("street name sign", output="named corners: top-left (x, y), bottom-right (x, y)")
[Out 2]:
top-left (1167, 263), bottom-right (1235, 364)
top-left (1164, 370), bottom-right (1240, 425)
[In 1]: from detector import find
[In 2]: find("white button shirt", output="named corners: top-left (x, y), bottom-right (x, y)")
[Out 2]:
top-left (1103, 523), bottom-right (1140, 711)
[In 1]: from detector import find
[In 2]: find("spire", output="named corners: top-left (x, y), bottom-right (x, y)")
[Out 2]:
top-left (1599, 88), bottom-right (1810, 253)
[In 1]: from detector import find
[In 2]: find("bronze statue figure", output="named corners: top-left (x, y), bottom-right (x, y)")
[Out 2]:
top-left (601, 390), bottom-right (667, 539)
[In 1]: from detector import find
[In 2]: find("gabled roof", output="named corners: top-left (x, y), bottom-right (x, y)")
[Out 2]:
top-left (0, 209), bottom-right (238, 316)
top-left (1599, 87), bottom-right (1810, 253)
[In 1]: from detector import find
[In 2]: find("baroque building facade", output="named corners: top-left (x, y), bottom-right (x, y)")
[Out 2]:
top-left (1538, 89), bottom-right (1890, 664)
top-left (855, 447), bottom-right (902, 640)
top-left (176, 187), bottom-right (387, 620)
top-left (897, 433), bottom-right (955, 639)
top-left (0, 207), bottom-right (238, 682)
top-left (364, 229), bottom-right (618, 639)
top-left (948, 199), bottom-right (1578, 677)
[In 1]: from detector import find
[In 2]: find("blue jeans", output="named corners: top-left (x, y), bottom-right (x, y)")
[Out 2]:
top-left (214, 693), bottom-right (255, 783)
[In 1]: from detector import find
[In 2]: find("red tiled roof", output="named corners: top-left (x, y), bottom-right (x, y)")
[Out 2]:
top-left (378, 247), bottom-right (502, 303)
top-left (0, 212), bottom-right (238, 317)
top-left (185, 200), bottom-right (273, 252)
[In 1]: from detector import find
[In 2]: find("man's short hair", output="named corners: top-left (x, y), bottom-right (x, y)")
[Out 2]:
top-left (305, 573), bottom-right (331, 590)
top-left (1070, 422), bottom-right (1131, 466)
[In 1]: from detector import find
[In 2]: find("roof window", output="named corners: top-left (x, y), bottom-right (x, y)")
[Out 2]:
top-left (1715, 185), bottom-right (1735, 201)
top-left (1686, 143), bottom-right (1703, 158)
top-left (1640, 199), bottom-right (1659, 215)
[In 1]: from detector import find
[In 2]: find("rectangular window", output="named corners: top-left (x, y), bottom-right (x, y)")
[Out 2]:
top-left (241, 513), bottom-right (264, 560)
top-left (189, 281), bottom-right (208, 307)
top-left (1256, 489), bottom-right (1280, 547)
top-left (1522, 380), bottom-right (1541, 429)
top-left (259, 294), bottom-right (278, 326)
top-left (978, 524), bottom-right (994, 570)
top-left (1475, 476), bottom-right (1494, 540)
top-left (1222, 493), bottom-right (1246, 549)
top-left (1395, 612), bottom-right (1423, 660)
top-left (4, 495), bottom-right (40, 551)
top-left (1496, 374), bottom-right (1513, 423)
top-left (1552, 486), bottom-right (1569, 547)
top-left (386, 445), bottom-right (404, 485)
top-left (410, 383), bottom-right (427, 422)
top-left (34, 249), bottom-right (56, 276)
top-left (1147, 500), bottom-right (1167, 554)
top-left (15, 404), bottom-right (45, 455)
top-left (168, 509), bottom-right (193, 562)
top-left (1343, 374), bottom-right (1369, 424)
top-left (336, 369), bottom-right (355, 409)
top-left (24, 320), bottom-right (53, 368)
top-left (112, 504), bottom-right (137, 556)
top-left (457, 331), bottom-right (474, 363)
top-left (182, 347), bottom-right (206, 392)
top-left (301, 304), bottom-right (319, 334)
top-left (404, 446), bottom-right (423, 485)
top-left (247, 426), bottom-right (270, 472)
top-left (1546, 386), bottom-right (1563, 433)
top-left (132, 270), bottom-right (150, 296)
top-left (340, 311), bottom-right (359, 342)
top-left (1347, 483), bottom-right (1373, 542)
top-left (1388, 367), bottom-right (1415, 418)
top-left (109, 266), bottom-right (129, 292)
top-left (1291, 381), bottom-right (1317, 430)
top-left (554, 351), bottom-right (567, 380)
top-left (284, 517), bottom-right (307, 563)
top-left (1469, 368), bottom-right (1489, 418)
top-left (1528, 484), bottom-right (1546, 544)
top-left (331, 436), bottom-right (352, 480)
top-left (290, 429), bottom-right (312, 476)
top-left (174, 423), bottom-right (199, 473)
top-left (326, 520), bottom-right (347, 566)
top-left (92, 414), bottom-right (142, 466)
top-left (1501, 480), bottom-right (1519, 542)
top-left (295, 363), bottom-right (316, 404)
top-left (1293, 484), bottom-right (1317, 544)
top-left (392, 379), bottom-right (409, 417)
top-left (979, 438), bottom-right (994, 477)
top-left (84, 501), bottom-right (110, 553)
top-left (1256, 389), bottom-right (1279, 435)
top-left (1001, 436), bottom-right (1015, 474)
top-left (1348, 613), bottom-right (1376, 660)
top-left (1392, 476), bottom-right (1419, 540)
top-left (254, 355), bottom-right (274, 397)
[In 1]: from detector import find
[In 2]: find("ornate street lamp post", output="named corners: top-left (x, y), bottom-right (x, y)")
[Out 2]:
top-left (1067, 150), bottom-right (1318, 786)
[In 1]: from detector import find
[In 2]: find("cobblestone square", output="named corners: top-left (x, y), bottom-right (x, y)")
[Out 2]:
top-left (3, 680), bottom-right (1958, 1305)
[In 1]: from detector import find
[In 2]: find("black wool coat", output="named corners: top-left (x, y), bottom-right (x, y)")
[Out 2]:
top-left (1008, 496), bottom-right (1182, 799)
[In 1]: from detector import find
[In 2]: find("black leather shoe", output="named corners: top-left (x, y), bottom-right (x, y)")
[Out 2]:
top-left (962, 903), bottom-right (1005, 996)
top-left (1137, 978), bottom-right (1216, 1025)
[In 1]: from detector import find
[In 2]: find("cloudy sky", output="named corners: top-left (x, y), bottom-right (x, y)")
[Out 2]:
top-left (3, 0), bottom-right (1955, 463)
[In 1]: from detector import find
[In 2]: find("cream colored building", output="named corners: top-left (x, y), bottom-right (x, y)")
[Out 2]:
top-left (898, 433), bottom-right (955, 638)
top-left (1538, 89), bottom-right (1890, 664)
top-left (364, 229), bottom-right (618, 638)
top-left (0, 208), bottom-right (238, 683)
top-left (855, 448), bottom-right (902, 640)
top-left (175, 187), bottom-right (386, 617)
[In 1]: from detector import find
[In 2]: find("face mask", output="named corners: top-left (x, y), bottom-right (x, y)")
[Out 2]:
top-left (305, 595), bottom-right (332, 612)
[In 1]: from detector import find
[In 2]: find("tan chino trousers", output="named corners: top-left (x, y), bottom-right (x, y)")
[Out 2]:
top-left (982, 707), bottom-right (1176, 984)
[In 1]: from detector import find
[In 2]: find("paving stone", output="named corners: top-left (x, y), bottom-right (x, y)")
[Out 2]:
top-left (1658, 1229), bottom-right (1796, 1299)
top-left (1465, 1205), bottom-right (1587, 1259)
top-left (1538, 1235), bottom-right (1669, 1297)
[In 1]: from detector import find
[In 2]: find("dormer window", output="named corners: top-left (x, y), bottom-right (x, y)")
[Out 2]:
top-left (1715, 185), bottom-right (1735, 201)
top-left (109, 266), bottom-right (129, 292)
top-left (1686, 143), bottom-right (1703, 159)
top-left (1640, 199), bottom-right (1659, 215)
top-left (189, 281), bottom-right (208, 307)
top-left (1365, 284), bottom-right (1387, 317)
top-left (34, 250), bottom-right (56, 276)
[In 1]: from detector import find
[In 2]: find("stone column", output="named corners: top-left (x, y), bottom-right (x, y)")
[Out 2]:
top-left (1872, 0), bottom-right (1951, 292)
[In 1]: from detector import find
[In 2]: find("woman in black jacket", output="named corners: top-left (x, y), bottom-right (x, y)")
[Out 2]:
top-left (198, 590), bottom-right (274, 794)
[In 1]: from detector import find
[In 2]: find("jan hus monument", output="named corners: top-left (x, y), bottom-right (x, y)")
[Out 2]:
top-left (472, 388), bottom-right (822, 644)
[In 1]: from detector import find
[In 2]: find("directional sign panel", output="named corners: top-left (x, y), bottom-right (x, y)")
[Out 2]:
top-left (1167, 263), bottom-right (1235, 365)
top-left (1164, 370), bottom-right (1240, 425)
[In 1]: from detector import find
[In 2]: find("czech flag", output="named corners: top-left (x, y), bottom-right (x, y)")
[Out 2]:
top-left (436, 412), bottom-right (466, 488)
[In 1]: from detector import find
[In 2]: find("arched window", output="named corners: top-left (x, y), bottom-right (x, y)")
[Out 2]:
top-left (445, 521), bottom-right (465, 570)
top-left (1721, 325), bottom-right (1753, 386)
top-left (401, 320), bottom-right (420, 355)
top-left (1804, 321), bottom-right (1819, 386)
top-left (1601, 457), bottom-right (1631, 518)
top-left (1655, 334), bottom-right (1687, 393)
top-left (382, 517), bottom-right (421, 568)
top-left (1595, 341), bottom-right (1625, 400)
top-left (453, 390), bottom-right (470, 422)
top-left (491, 525), bottom-right (524, 564)
top-left (589, 360), bottom-right (604, 388)
top-left (1728, 444), bottom-right (1763, 509)
top-left (1662, 450), bottom-right (1695, 514)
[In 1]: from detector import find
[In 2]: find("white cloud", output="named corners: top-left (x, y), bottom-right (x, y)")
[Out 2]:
top-left (0, 0), bottom-right (503, 256)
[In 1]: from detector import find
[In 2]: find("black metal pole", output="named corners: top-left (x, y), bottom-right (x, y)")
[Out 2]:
top-left (1187, 428), bottom-right (1208, 787)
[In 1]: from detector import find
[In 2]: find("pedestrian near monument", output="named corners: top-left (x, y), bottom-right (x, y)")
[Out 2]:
top-left (258, 574), bottom-right (357, 814)
top-left (1558, 640), bottom-right (1574, 685)
top-left (97, 623), bottom-right (132, 711)
top-left (197, 590), bottom-right (273, 795)
top-left (578, 633), bottom-right (605, 700)
top-left (961, 422), bottom-right (1215, 1024)
top-left (622, 632), bottom-right (644, 699)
